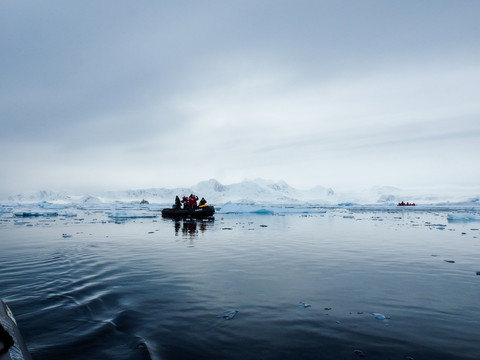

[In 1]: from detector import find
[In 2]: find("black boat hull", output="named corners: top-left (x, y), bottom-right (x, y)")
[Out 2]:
top-left (1, 300), bottom-right (32, 360)
top-left (161, 205), bottom-right (215, 218)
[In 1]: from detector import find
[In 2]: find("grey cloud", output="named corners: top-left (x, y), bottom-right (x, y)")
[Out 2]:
top-left (1, 1), bottom-right (480, 194)
top-left (255, 114), bottom-right (480, 155)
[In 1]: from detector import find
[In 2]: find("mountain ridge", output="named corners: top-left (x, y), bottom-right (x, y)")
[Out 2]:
top-left (5, 178), bottom-right (480, 206)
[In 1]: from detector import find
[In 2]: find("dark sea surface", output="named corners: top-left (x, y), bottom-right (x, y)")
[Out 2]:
top-left (1, 205), bottom-right (480, 360)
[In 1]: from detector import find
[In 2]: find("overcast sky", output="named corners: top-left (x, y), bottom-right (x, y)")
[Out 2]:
top-left (1, 0), bottom-right (479, 197)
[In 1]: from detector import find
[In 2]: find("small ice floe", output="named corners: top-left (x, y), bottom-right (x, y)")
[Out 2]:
top-left (447, 212), bottom-right (480, 222)
top-left (59, 212), bottom-right (77, 217)
top-left (424, 223), bottom-right (447, 228)
top-left (298, 302), bottom-right (311, 308)
top-left (108, 211), bottom-right (157, 219)
top-left (218, 202), bottom-right (274, 214)
top-left (14, 210), bottom-right (58, 217)
top-left (216, 310), bottom-right (238, 320)
top-left (371, 312), bottom-right (389, 321)
top-left (62, 233), bottom-right (72, 238)
top-left (343, 215), bottom-right (355, 219)
top-left (353, 349), bottom-right (365, 357)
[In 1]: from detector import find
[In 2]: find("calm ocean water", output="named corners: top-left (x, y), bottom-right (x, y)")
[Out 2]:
top-left (1, 206), bottom-right (480, 359)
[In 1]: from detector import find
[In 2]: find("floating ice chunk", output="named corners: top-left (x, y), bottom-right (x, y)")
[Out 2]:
top-left (216, 310), bottom-right (238, 320)
top-left (371, 312), bottom-right (389, 321)
top-left (37, 201), bottom-right (66, 209)
top-left (253, 209), bottom-right (275, 214)
top-left (218, 202), bottom-right (328, 215)
top-left (298, 302), bottom-right (311, 308)
top-left (353, 349), bottom-right (365, 357)
top-left (108, 211), bottom-right (157, 219)
top-left (447, 212), bottom-right (480, 222)
top-left (59, 212), bottom-right (77, 217)
top-left (220, 203), bottom-right (276, 214)
top-left (14, 210), bottom-right (58, 217)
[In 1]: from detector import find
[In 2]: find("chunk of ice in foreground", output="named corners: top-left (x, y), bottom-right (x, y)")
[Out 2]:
top-left (298, 302), bottom-right (311, 308)
top-left (216, 310), bottom-right (238, 320)
top-left (371, 312), bottom-right (389, 321)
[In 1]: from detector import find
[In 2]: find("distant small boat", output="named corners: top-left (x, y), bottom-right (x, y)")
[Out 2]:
top-left (161, 205), bottom-right (215, 218)
top-left (140, 199), bottom-right (149, 204)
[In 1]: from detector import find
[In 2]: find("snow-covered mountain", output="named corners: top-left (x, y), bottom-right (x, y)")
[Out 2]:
top-left (96, 178), bottom-right (336, 204)
top-left (7, 190), bottom-right (73, 203)
top-left (5, 178), bottom-right (480, 206)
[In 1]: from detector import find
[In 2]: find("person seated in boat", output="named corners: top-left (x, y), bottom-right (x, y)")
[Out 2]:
top-left (182, 196), bottom-right (188, 209)
top-left (174, 196), bottom-right (181, 209)
top-left (189, 194), bottom-right (199, 208)
top-left (199, 197), bottom-right (207, 206)
top-left (187, 194), bottom-right (194, 208)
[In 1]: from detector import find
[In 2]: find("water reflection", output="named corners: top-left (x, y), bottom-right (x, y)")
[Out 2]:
top-left (173, 218), bottom-right (214, 236)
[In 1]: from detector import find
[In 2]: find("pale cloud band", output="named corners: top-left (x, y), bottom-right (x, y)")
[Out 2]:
top-left (1, 1), bottom-right (479, 197)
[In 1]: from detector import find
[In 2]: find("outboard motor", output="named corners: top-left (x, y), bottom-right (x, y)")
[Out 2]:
top-left (0, 300), bottom-right (32, 360)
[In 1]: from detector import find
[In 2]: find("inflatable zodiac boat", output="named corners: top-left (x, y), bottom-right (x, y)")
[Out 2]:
top-left (0, 300), bottom-right (32, 360)
top-left (161, 205), bottom-right (215, 218)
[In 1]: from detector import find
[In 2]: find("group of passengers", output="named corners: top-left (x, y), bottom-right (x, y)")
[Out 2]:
top-left (174, 194), bottom-right (207, 209)
top-left (398, 201), bottom-right (415, 206)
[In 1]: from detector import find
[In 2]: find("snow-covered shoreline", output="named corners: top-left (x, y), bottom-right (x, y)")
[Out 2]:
top-left (3, 178), bottom-right (480, 208)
